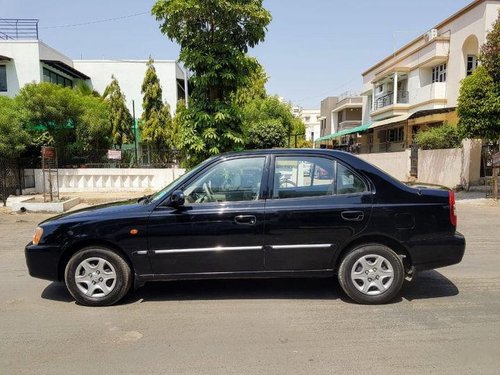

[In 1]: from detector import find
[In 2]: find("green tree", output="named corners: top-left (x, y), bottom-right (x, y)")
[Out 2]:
top-left (0, 96), bottom-right (28, 159)
top-left (233, 58), bottom-right (268, 106)
top-left (457, 66), bottom-right (500, 140)
top-left (290, 117), bottom-right (307, 147)
top-left (246, 119), bottom-right (288, 149)
top-left (152, 0), bottom-right (272, 166)
top-left (416, 123), bottom-right (462, 150)
top-left (76, 94), bottom-right (112, 160)
top-left (480, 11), bottom-right (500, 84)
top-left (15, 82), bottom-right (81, 154)
top-left (242, 96), bottom-right (294, 149)
top-left (142, 103), bottom-right (174, 163)
top-left (103, 76), bottom-right (134, 148)
top-left (458, 13), bottom-right (500, 141)
top-left (140, 58), bottom-right (175, 163)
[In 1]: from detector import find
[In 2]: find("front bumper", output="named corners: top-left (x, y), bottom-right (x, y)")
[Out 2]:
top-left (25, 243), bottom-right (62, 281)
top-left (409, 231), bottom-right (466, 271)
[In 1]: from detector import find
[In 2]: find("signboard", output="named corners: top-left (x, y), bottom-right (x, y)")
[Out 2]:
top-left (492, 152), bottom-right (500, 168)
top-left (107, 149), bottom-right (122, 160)
top-left (41, 146), bottom-right (56, 160)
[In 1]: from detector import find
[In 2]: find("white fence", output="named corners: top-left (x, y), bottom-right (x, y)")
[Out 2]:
top-left (34, 168), bottom-right (185, 193)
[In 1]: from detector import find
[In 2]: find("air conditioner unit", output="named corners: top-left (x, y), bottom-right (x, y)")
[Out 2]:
top-left (424, 28), bottom-right (438, 42)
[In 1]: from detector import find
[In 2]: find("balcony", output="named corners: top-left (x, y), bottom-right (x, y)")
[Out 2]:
top-left (338, 120), bottom-right (361, 132)
top-left (0, 19), bottom-right (39, 40)
top-left (374, 91), bottom-right (409, 110)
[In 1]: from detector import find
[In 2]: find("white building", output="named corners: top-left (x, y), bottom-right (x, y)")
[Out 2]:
top-left (292, 106), bottom-right (321, 142)
top-left (73, 60), bottom-right (187, 117)
top-left (359, 0), bottom-right (500, 153)
top-left (0, 21), bottom-right (187, 117)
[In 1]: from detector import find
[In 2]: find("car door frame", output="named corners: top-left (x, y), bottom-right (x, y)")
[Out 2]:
top-left (146, 153), bottom-right (272, 276)
top-left (263, 151), bottom-right (373, 271)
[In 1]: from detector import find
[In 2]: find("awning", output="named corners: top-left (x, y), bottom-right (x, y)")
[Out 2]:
top-left (41, 60), bottom-right (90, 80)
top-left (370, 113), bottom-right (412, 129)
top-left (316, 123), bottom-right (371, 143)
top-left (0, 54), bottom-right (12, 61)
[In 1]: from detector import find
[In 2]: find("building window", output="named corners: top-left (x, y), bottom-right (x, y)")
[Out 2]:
top-left (0, 65), bottom-right (7, 92)
top-left (43, 67), bottom-right (73, 88)
top-left (387, 126), bottom-right (404, 142)
top-left (432, 63), bottom-right (447, 83)
top-left (376, 84), bottom-right (384, 94)
top-left (466, 55), bottom-right (478, 76)
top-left (311, 131), bottom-right (314, 141)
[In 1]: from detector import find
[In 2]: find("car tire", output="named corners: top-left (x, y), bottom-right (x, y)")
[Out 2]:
top-left (64, 247), bottom-right (132, 307)
top-left (338, 243), bottom-right (404, 304)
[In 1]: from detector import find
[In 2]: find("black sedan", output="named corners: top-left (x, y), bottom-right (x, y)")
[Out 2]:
top-left (25, 149), bottom-right (465, 306)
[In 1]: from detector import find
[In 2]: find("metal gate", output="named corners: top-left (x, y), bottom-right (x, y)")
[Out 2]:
top-left (0, 159), bottom-right (21, 206)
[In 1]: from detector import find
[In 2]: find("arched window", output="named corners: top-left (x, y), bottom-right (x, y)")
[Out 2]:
top-left (462, 35), bottom-right (479, 76)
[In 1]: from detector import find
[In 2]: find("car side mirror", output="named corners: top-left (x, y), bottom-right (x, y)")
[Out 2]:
top-left (170, 190), bottom-right (185, 207)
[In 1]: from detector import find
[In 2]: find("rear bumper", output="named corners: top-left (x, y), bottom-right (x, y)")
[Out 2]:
top-left (25, 243), bottom-right (61, 281)
top-left (408, 232), bottom-right (466, 271)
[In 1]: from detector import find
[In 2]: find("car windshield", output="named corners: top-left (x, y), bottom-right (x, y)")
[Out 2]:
top-left (148, 157), bottom-right (216, 203)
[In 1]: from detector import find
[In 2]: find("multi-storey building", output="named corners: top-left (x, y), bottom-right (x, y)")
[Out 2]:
top-left (318, 96), bottom-right (339, 139)
top-left (359, 0), bottom-right (499, 153)
top-left (316, 94), bottom-right (363, 150)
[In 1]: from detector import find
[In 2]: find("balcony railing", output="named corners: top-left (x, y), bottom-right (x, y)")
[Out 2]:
top-left (0, 19), bottom-right (39, 40)
top-left (374, 91), bottom-right (409, 110)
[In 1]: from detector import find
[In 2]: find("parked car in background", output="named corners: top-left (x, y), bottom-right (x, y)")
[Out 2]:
top-left (25, 149), bottom-right (465, 306)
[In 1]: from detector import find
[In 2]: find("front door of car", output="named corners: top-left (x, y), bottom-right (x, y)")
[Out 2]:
top-left (264, 155), bottom-right (372, 271)
top-left (148, 156), bottom-right (268, 275)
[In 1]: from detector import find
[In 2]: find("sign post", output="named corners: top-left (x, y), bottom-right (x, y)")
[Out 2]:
top-left (41, 146), bottom-right (58, 202)
top-left (107, 149), bottom-right (122, 160)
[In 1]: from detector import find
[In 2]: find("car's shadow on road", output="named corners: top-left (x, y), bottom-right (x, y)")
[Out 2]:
top-left (41, 270), bottom-right (459, 305)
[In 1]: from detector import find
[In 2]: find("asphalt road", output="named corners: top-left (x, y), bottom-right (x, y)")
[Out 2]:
top-left (0, 201), bottom-right (499, 374)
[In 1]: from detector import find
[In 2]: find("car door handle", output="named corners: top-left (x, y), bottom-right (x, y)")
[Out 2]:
top-left (341, 211), bottom-right (364, 221)
top-left (234, 215), bottom-right (257, 225)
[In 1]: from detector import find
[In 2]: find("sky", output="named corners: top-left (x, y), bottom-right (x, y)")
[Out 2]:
top-left (2, 0), bottom-right (473, 108)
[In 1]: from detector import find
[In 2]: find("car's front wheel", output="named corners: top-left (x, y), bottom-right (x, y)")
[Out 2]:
top-left (338, 244), bottom-right (404, 304)
top-left (64, 247), bottom-right (132, 306)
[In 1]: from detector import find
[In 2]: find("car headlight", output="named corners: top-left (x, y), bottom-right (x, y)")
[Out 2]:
top-left (33, 227), bottom-right (43, 245)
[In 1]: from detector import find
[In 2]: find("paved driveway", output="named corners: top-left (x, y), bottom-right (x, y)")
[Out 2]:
top-left (0, 201), bottom-right (499, 374)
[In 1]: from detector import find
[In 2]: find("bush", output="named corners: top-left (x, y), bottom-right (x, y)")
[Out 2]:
top-left (416, 124), bottom-right (462, 150)
top-left (246, 119), bottom-right (288, 149)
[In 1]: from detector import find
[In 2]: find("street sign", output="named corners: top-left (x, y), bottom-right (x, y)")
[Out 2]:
top-left (492, 151), bottom-right (500, 167)
top-left (41, 146), bottom-right (56, 160)
top-left (107, 149), bottom-right (122, 160)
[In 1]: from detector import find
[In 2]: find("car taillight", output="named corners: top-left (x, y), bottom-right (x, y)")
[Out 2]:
top-left (449, 191), bottom-right (457, 226)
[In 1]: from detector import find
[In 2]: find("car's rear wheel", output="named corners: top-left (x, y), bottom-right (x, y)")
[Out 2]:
top-left (338, 244), bottom-right (404, 304)
top-left (64, 247), bottom-right (132, 306)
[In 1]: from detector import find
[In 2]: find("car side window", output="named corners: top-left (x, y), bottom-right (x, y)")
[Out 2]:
top-left (273, 156), bottom-right (335, 199)
top-left (336, 162), bottom-right (367, 195)
top-left (183, 157), bottom-right (266, 204)
top-left (272, 156), bottom-right (367, 199)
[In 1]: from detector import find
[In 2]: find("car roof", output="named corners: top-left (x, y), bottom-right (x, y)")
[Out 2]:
top-left (218, 148), bottom-right (349, 158)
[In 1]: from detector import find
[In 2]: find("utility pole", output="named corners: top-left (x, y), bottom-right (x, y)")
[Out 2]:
top-left (132, 100), bottom-right (138, 165)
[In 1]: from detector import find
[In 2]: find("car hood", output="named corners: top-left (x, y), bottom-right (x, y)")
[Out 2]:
top-left (40, 199), bottom-right (148, 225)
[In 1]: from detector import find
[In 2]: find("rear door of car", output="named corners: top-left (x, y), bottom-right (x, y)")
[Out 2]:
top-left (263, 153), bottom-right (372, 271)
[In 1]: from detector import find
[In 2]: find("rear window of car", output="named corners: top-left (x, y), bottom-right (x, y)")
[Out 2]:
top-left (273, 156), bottom-right (367, 199)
